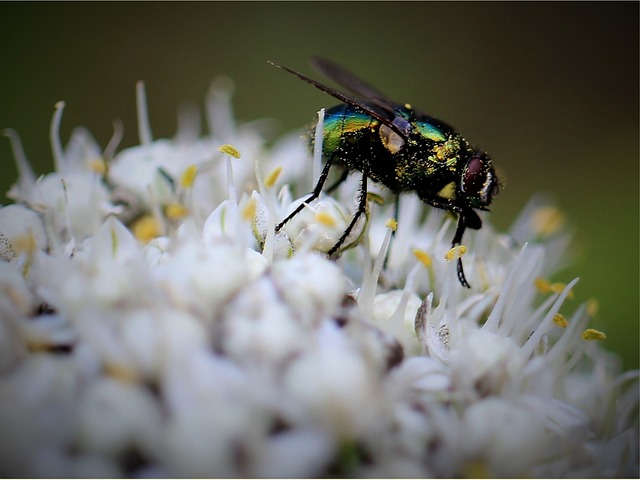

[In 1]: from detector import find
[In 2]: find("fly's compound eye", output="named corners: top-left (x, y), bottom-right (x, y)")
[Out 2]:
top-left (462, 156), bottom-right (485, 195)
top-left (462, 155), bottom-right (496, 205)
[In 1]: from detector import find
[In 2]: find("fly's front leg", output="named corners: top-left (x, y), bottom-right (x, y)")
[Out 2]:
top-left (452, 215), bottom-right (471, 288)
top-left (422, 194), bottom-right (478, 288)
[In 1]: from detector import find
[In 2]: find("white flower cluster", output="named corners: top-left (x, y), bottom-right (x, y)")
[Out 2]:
top-left (0, 80), bottom-right (637, 478)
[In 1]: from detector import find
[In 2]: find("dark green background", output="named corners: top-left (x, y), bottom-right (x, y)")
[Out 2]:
top-left (1, 2), bottom-right (637, 368)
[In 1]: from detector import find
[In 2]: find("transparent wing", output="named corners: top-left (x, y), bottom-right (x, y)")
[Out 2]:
top-left (269, 60), bottom-right (407, 139)
top-left (309, 57), bottom-right (393, 104)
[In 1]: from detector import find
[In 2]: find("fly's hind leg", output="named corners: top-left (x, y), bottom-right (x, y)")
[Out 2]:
top-left (327, 172), bottom-right (368, 257)
top-left (275, 154), bottom-right (335, 233)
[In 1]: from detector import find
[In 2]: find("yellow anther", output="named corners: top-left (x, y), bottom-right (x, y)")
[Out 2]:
top-left (104, 363), bottom-right (139, 383)
top-left (366, 192), bottom-right (385, 206)
top-left (535, 278), bottom-right (574, 298)
top-left (412, 248), bottom-right (432, 268)
top-left (180, 164), bottom-right (198, 189)
top-left (461, 460), bottom-right (491, 479)
top-left (444, 245), bottom-right (467, 262)
top-left (553, 313), bottom-right (568, 328)
top-left (264, 166), bottom-right (283, 188)
top-left (581, 328), bottom-right (606, 341)
top-left (165, 203), bottom-right (189, 220)
top-left (12, 232), bottom-right (37, 255)
top-left (241, 197), bottom-right (257, 221)
top-left (534, 277), bottom-right (552, 293)
top-left (532, 206), bottom-right (566, 237)
top-left (3, 284), bottom-right (29, 311)
top-left (27, 342), bottom-right (51, 353)
top-left (218, 144), bottom-right (241, 158)
top-left (550, 282), bottom-right (574, 299)
top-left (385, 218), bottom-right (398, 231)
top-left (131, 215), bottom-right (161, 243)
top-left (315, 211), bottom-right (337, 227)
top-left (89, 157), bottom-right (107, 175)
top-left (586, 298), bottom-right (599, 317)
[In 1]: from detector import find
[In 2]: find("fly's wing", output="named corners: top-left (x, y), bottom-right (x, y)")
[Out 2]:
top-left (269, 60), bottom-right (408, 140)
top-left (309, 57), bottom-right (397, 112)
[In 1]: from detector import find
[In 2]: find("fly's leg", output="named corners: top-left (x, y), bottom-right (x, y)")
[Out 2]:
top-left (275, 154), bottom-right (335, 233)
top-left (452, 215), bottom-right (471, 288)
top-left (327, 172), bottom-right (368, 257)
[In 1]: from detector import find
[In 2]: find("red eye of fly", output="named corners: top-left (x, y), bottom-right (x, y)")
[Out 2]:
top-left (462, 156), bottom-right (485, 195)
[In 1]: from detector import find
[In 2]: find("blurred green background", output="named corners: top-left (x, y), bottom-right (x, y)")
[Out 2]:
top-left (0, 2), bottom-right (637, 368)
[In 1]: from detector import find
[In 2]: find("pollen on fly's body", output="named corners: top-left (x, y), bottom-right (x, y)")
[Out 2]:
top-left (269, 57), bottom-right (500, 288)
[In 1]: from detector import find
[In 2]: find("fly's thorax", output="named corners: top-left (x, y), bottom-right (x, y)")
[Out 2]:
top-left (391, 129), bottom-right (463, 191)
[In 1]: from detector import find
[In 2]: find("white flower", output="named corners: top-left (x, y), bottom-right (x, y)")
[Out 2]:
top-left (0, 204), bottom-right (48, 264)
top-left (282, 321), bottom-right (384, 440)
top-left (76, 377), bottom-right (164, 460)
top-left (0, 75), bottom-right (636, 478)
top-left (461, 397), bottom-right (550, 476)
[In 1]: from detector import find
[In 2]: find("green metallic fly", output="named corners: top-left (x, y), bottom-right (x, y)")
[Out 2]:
top-left (270, 57), bottom-right (500, 288)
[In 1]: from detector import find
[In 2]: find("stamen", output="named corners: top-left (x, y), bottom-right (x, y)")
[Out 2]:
top-left (12, 232), bottom-right (37, 256)
top-left (315, 211), bottom-right (337, 227)
top-left (218, 144), bottom-right (242, 244)
top-left (131, 215), bottom-right (161, 243)
top-left (50, 101), bottom-right (66, 173)
top-left (534, 277), bottom-right (552, 293)
top-left (136, 81), bottom-right (153, 145)
top-left (104, 363), bottom-right (139, 384)
top-left (312, 108), bottom-right (325, 188)
top-left (550, 282), bottom-right (574, 299)
top-left (532, 205), bottom-right (566, 237)
top-left (103, 120), bottom-right (124, 163)
top-left (2, 129), bottom-right (36, 190)
top-left (586, 298), bottom-right (599, 317)
top-left (581, 328), bottom-right (606, 341)
top-left (218, 144), bottom-right (241, 159)
top-left (412, 248), bottom-right (432, 268)
top-left (462, 460), bottom-right (491, 479)
top-left (535, 277), bottom-right (574, 299)
top-left (253, 160), bottom-right (275, 262)
top-left (553, 313), bottom-right (569, 328)
top-left (165, 203), bottom-right (189, 220)
top-left (89, 158), bottom-right (107, 175)
top-left (359, 218), bottom-right (395, 319)
top-left (522, 277), bottom-right (580, 358)
top-left (180, 164), bottom-right (198, 189)
top-left (444, 245), bottom-right (466, 261)
top-left (385, 218), bottom-right (398, 232)
top-left (264, 166), bottom-right (283, 189)
top-left (241, 197), bottom-right (257, 222)
top-left (206, 77), bottom-right (235, 142)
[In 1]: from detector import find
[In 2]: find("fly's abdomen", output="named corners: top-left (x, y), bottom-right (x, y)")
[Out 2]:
top-left (312, 104), bottom-right (403, 188)
top-left (316, 105), bottom-right (379, 164)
